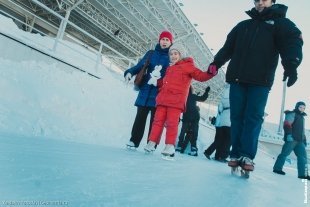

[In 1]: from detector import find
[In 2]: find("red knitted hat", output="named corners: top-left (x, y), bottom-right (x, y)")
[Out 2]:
top-left (159, 31), bottom-right (173, 43)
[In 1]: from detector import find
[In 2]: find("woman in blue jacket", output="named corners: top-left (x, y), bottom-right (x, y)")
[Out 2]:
top-left (124, 31), bottom-right (173, 149)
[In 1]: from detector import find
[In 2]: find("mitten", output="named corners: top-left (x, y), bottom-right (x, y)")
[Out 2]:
top-left (207, 64), bottom-right (218, 76)
top-left (205, 86), bottom-right (211, 94)
top-left (124, 73), bottom-right (132, 83)
top-left (283, 68), bottom-right (297, 87)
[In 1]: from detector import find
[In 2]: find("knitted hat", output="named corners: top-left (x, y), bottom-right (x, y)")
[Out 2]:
top-left (295, 101), bottom-right (306, 110)
top-left (159, 31), bottom-right (173, 43)
top-left (272, 0), bottom-right (276, 3)
top-left (169, 43), bottom-right (186, 59)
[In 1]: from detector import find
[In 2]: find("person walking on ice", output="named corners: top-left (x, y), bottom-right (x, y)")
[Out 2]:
top-left (273, 101), bottom-right (309, 180)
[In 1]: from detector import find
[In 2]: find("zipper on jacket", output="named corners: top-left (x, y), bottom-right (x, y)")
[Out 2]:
top-left (236, 28), bottom-right (249, 80)
top-left (249, 26), bottom-right (260, 49)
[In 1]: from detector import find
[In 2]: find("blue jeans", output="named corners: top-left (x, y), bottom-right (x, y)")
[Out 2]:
top-left (229, 83), bottom-right (270, 160)
top-left (273, 141), bottom-right (308, 177)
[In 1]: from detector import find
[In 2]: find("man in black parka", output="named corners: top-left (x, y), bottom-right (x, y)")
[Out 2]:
top-left (206, 0), bottom-right (303, 171)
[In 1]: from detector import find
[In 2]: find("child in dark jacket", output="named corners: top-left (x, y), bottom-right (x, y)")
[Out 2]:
top-left (176, 86), bottom-right (210, 156)
top-left (273, 101), bottom-right (309, 180)
top-left (144, 43), bottom-right (217, 157)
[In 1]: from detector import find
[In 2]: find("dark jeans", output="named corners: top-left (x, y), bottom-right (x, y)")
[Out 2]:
top-left (229, 83), bottom-right (270, 160)
top-left (204, 126), bottom-right (231, 160)
top-left (177, 121), bottom-right (199, 150)
top-left (130, 106), bottom-right (156, 147)
top-left (273, 141), bottom-right (308, 177)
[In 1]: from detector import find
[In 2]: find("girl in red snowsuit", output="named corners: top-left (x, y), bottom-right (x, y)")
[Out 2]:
top-left (144, 43), bottom-right (217, 156)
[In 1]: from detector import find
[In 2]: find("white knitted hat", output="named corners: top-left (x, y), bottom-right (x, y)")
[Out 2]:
top-left (169, 43), bottom-right (186, 59)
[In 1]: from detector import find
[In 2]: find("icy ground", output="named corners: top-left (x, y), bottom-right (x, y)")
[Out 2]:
top-left (1, 134), bottom-right (308, 207)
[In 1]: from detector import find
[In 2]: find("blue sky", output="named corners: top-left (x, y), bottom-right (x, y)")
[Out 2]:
top-left (180, 0), bottom-right (310, 128)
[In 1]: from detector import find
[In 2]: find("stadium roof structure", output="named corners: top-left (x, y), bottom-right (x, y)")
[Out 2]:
top-left (1, 0), bottom-right (226, 104)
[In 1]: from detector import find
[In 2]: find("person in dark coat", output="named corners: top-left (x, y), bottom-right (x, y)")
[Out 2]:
top-left (124, 31), bottom-right (173, 149)
top-left (176, 86), bottom-right (210, 156)
top-left (273, 101), bottom-right (309, 180)
top-left (206, 0), bottom-right (303, 171)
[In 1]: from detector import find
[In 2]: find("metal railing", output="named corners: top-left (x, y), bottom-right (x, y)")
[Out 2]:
top-left (1, 0), bottom-right (136, 75)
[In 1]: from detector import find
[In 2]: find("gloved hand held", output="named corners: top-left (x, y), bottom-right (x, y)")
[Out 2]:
top-left (283, 68), bottom-right (297, 87)
top-left (205, 86), bottom-right (211, 93)
top-left (286, 134), bottom-right (294, 142)
top-left (207, 64), bottom-right (218, 76)
top-left (124, 73), bottom-right (132, 83)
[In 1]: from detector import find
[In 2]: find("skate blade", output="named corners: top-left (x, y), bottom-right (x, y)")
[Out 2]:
top-left (231, 167), bottom-right (240, 176)
top-left (144, 149), bottom-right (154, 154)
top-left (240, 169), bottom-right (250, 179)
top-left (126, 145), bottom-right (137, 151)
top-left (161, 152), bottom-right (175, 157)
top-left (161, 155), bottom-right (175, 161)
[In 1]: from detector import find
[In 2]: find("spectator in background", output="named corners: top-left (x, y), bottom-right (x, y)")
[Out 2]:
top-left (204, 84), bottom-right (231, 162)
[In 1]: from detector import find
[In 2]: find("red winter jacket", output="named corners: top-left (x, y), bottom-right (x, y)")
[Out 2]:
top-left (156, 57), bottom-right (214, 112)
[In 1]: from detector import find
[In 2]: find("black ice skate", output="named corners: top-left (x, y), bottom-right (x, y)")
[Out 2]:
top-left (188, 146), bottom-right (198, 156)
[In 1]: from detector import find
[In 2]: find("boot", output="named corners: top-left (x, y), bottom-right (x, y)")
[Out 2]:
top-left (188, 146), bottom-right (198, 156)
top-left (126, 141), bottom-right (136, 148)
top-left (298, 175), bottom-right (310, 180)
top-left (203, 151), bottom-right (211, 160)
top-left (175, 146), bottom-right (182, 152)
top-left (273, 169), bottom-right (286, 175)
top-left (161, 144), bottom-right (175, 156)
top-left (144, 141), bottom-right (156, 153)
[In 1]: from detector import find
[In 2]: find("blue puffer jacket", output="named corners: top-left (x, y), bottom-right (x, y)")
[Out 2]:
top-left (124, 44), bottom-right (170, 107)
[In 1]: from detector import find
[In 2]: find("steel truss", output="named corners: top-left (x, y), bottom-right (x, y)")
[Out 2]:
top-left (0, 0), bottom-right (226, 104)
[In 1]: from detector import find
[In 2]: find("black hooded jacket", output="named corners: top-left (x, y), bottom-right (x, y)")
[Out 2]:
top-left (182, 87), bottom-right (209, 122)
top-left (213, 4), bottom-right (303, 87)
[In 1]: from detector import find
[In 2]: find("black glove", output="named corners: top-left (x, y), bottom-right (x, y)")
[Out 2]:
top-left (283, 68), bottom-right (297, 87)
top-left (205, 86), bottom-right (211, 93)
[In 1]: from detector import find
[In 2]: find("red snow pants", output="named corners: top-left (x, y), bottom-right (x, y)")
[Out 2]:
top-left (148, 105), bottom-right (182, 145)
